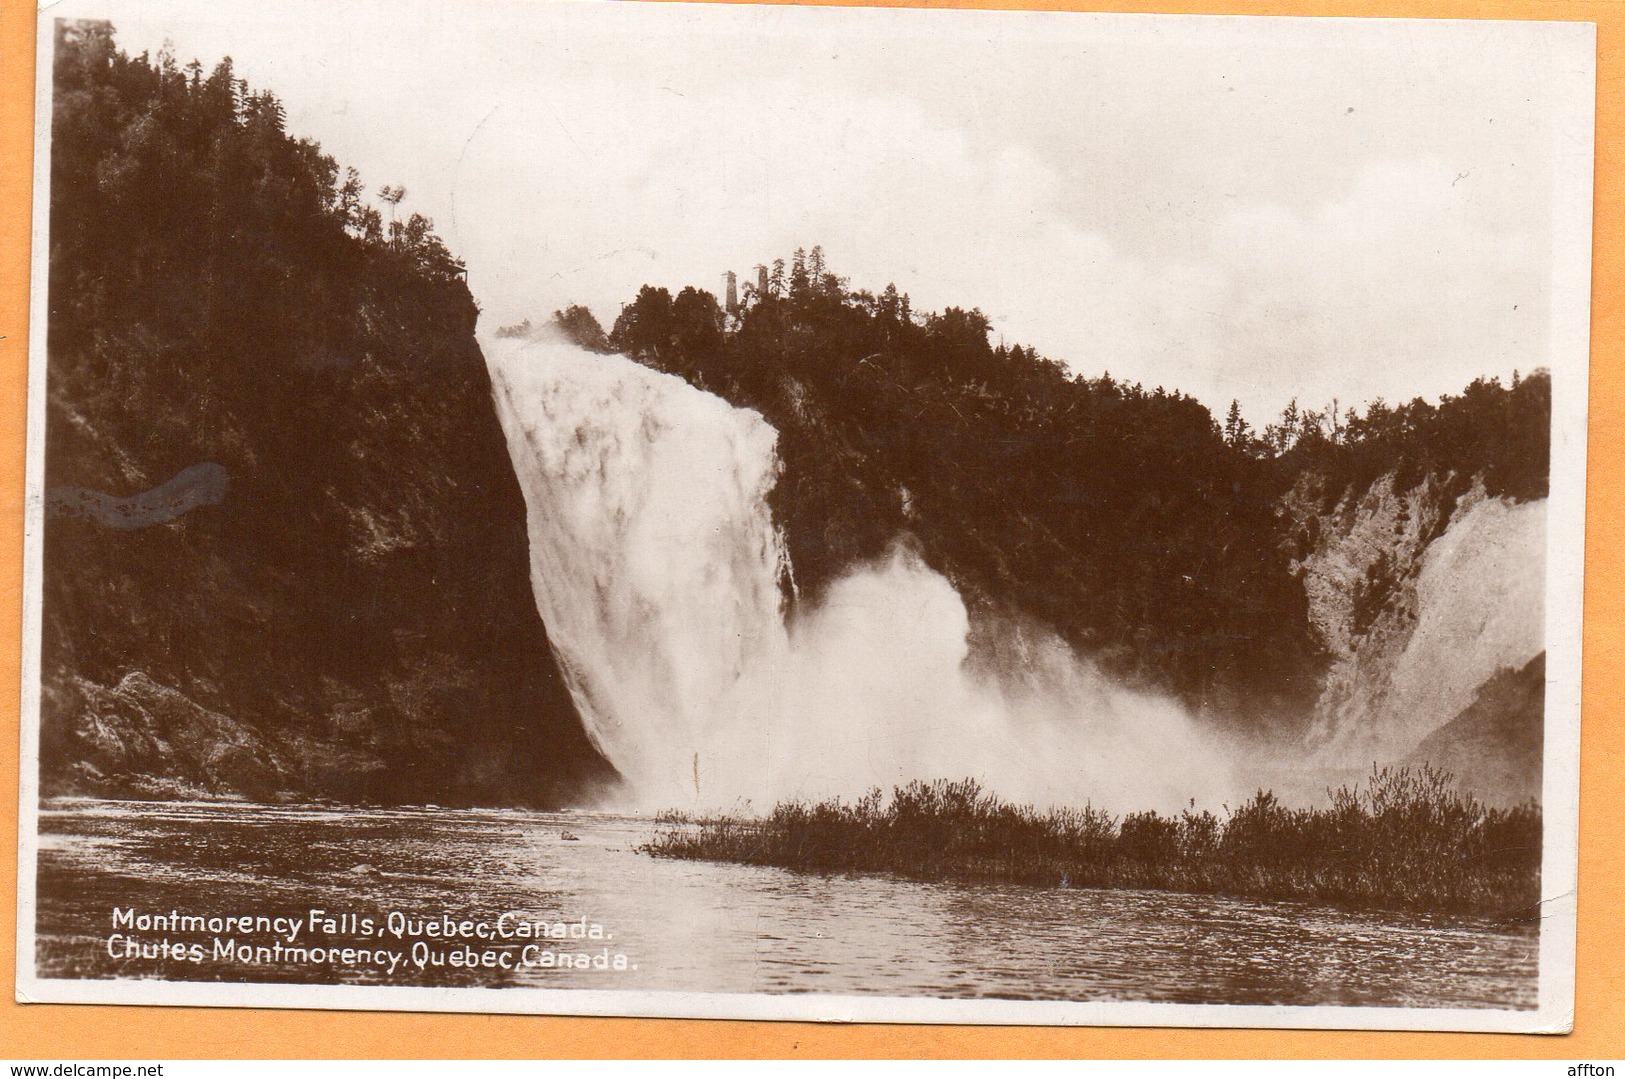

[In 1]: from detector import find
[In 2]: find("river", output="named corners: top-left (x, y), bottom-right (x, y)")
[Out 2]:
top-left (31, 799), bottom-right (1538, 1009)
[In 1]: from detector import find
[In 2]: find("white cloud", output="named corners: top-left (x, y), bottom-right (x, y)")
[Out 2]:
top-left (97, 0), bottom-right (1570, 420)
top-left (458, 75), bottom-right (1548, 422)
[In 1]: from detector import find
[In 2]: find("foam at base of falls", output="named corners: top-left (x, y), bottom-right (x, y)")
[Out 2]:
top-left (486, 331), bottom-right (1236, 813)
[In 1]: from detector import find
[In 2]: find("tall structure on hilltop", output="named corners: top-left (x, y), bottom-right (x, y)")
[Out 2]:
top-left (724, 270), bottom-right (739, 314)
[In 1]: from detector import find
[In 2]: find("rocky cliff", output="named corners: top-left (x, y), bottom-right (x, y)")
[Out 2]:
top-left (1285, 470), bottom-right (1546, 804)
top-left (39, 22), bottom-right (609, 806)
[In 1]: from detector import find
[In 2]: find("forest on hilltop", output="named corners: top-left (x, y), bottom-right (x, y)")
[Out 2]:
top-left (555, 249), bottom-right (1550, 730)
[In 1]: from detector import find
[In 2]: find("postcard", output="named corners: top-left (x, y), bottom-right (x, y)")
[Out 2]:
top-left (16, 0), bottom-right (1594, 1030)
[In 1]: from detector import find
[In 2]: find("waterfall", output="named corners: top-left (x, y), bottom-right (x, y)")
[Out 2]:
top-left (486, 330), bottom-right (1237, 812)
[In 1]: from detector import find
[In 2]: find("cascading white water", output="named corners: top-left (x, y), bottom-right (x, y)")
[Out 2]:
top-left (486, 330), bottom-right (1238, 812)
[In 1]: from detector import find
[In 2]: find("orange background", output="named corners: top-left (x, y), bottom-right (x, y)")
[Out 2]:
top-left (0, 0), bottom-right (1618, 1060)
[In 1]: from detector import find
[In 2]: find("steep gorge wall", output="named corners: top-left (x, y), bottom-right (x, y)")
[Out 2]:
top-left (40, 24), bottom-right (609, 806)
top-left (1285, 472), bottom-right (1546, 802)
top-left (41, 315), bottom-right (611, 806)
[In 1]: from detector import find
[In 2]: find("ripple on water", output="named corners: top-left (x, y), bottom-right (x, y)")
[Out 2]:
top-left (32, 800), bottom-right (1539, 1008)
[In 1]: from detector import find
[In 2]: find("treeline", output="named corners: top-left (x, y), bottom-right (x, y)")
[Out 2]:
top-left (557, 249), bottom-right (1545, 724)
top-left (1247, 374), bottom-right (1551, 512)
top-left (643, 770), bottom-right (1541, 918)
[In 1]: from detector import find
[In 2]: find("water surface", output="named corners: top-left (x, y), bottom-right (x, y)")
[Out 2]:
top-left (34, 799), bottom-right (1539, 1008)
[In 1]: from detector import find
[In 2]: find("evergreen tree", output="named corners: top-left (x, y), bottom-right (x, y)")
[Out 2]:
top-left (789, 247), bottom-right (809, 296)
top-left (1224, 399), bottom-right (1255, 449)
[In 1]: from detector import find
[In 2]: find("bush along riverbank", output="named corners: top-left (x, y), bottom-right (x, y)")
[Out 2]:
top-left (641, 767), bottom-right (1541, 921)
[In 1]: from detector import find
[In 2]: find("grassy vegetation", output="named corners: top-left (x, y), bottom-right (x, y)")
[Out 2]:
top-left (642, 767), bottom-right (1541, 920)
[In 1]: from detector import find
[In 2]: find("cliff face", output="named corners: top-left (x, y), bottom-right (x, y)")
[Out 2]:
top-left (40, 23), bottom-right (609, 806)
top-left (41, 316), bottom-right (610, 806)
top-left (1285, 471), bottom-right (1546, 803)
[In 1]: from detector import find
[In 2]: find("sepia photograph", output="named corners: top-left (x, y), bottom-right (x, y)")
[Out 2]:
top-left (14, 0), bottom-right (1593, 1030)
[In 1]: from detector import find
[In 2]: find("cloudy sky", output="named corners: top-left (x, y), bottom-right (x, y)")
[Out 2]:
top-left (70, 0), bottom-right (1591, 421)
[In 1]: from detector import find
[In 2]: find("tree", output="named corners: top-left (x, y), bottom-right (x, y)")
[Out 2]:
top-left (789, 247), bottom-right (809, 297)
top-left (608, 285), bottom-right (674, 362)
top-left (1224, 399), bottom-right (1253, 448)
top-left (552, 305), bottom-right (611, 352)
top-left (671, 286), bottom-right (725, 361)
top-left (1264, 398), bottom-right (1303, 454)
top-left (879, 282), bottom-right (901, 322)
top-left (808, 244), bottom-right (841, 295)
top-left (358, 206), bottom-right (383, 245)
top-left (338, 168), bottom-right (365, 234)
top-left (378, 184), bottom-right (406, 246)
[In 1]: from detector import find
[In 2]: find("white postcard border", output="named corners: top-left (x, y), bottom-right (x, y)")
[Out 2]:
top-left (13, 0), bottom-right (1596, 1033)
